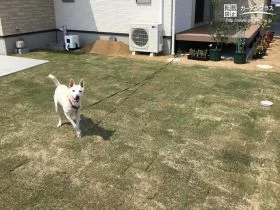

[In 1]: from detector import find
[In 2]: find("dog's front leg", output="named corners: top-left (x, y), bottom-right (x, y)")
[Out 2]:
top-left (57, 111), bottom-right (63, 127)
top-left (75, 108), bottom-right (81, 129)
top-left (54, 97), bottom-right (62, 127)
top-left (64, 112), bottom-right (81, 137)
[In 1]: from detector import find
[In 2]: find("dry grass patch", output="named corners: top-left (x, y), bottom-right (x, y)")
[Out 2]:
top-left (1, 51), bottom-right (280, 209)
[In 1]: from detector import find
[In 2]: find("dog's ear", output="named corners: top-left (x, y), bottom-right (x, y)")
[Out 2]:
top-left (79, 79), bottom-right (84, 88)
top-left (69, 79), bottom-right (75, 87)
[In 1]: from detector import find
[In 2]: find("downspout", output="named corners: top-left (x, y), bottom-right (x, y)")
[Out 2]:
top-left (171, 0), bottom-right (176, 55)
top-left (159, 0), bottom-right (163, 24)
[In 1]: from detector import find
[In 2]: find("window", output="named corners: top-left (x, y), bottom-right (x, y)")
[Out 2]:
top-left (136, 0), bottom-right (151, 4)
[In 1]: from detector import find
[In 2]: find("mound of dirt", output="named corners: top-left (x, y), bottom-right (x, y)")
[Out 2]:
top-left (82, 40), bottom-right (131, 56)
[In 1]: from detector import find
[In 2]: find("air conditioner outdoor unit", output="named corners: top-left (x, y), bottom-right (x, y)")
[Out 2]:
top-left (129, 23), bottom-right (163, 54)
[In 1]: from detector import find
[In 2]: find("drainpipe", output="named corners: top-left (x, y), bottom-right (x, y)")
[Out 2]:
top-left (159, 0), bottom-right (163, 24)
top-left (171, 0), bottom-right (176, 55)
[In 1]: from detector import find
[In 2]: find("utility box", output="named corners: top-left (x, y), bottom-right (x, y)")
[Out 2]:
top-left (64, 35), bottom-right (80, 50)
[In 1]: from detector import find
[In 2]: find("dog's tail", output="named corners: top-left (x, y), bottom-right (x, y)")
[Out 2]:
top-left (48, 74), bottom-right (60, 87)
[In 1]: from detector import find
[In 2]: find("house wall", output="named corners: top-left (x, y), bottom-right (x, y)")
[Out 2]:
top-left (64, 30), bottom-right (172, 55)
top-left (175, 0), bottom-right (195, 33)
top-left (54, 0), bottom-right (174, 53)
top-left (54, 0), bottom-right (172, 36)
top-left (0, 38), bottom-right (6, 54)
top-left (271, 4), bottom-right (280, 36)
top-left (4, 32), bottom-right (57, 55)
top-left (0, 18), bottom-right (3, 36)
top-left (0, 0), bottom-right (55, 36)
top-left (0, 0), bottom-right (208, 55)
top-left (174, 0), bottom-right (211, 33)
top-left (203, 0), bottom-right (211, 23)
top-left (0, 0), bottom-right (56, 54)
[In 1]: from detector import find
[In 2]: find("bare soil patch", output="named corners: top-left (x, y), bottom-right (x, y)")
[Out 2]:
top-left (82, 40), bottom-right (130, 56)
top-left (93, 38), bottom-right (280, 72)
top-left (132, 38), bottom-right (280, 72)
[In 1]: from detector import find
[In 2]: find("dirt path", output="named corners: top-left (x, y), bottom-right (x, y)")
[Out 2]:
top-left (128, 38), bottom-right (280, 72)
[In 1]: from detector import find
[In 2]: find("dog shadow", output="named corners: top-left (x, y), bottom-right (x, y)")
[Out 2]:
top-left (80, 114), bottom-right (115, 140)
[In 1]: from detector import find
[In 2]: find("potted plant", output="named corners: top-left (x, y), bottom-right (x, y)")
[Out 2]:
top-left (258, 13), bottom-right (277, 44)
top-left (209, 21), bottom-right (230, 61)
top-left (260, 18), bottom-right (273, 44)
top-left (208, 0), bottom-right (230, 61)
top-left (187, 48), bottom-right (194, 59)
top-left (176, 48), bottom-right (184, 57)
top-left (203, 49), bottom-right (209, 61)
top-left (234, 30), bottom-right (246, 64)
top-left (252, 45), bottom-right (265, 59)
top-left (233, 21), bottom-right (250, 64)
top-left (209, 32), bottom-right (223, 61)
top-left (261, 36), bottom-right (269, 53)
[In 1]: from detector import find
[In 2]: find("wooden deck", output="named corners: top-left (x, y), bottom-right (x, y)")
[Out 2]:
top-left (176, 24), bottom-right (261, 43)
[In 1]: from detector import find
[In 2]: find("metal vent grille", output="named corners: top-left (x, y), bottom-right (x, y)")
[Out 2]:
top-left (136, 0), bottom-right (151, 4)
top-left (131, 28), bottom-right (149, 47)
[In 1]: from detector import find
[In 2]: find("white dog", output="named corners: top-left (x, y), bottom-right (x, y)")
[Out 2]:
top-left (48, 74), bottom-right (84, 137)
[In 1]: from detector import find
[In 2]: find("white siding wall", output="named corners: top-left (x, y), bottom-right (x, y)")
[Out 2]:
top-left (163, 0), bottom-right (172, 36)
top-left (0, 38), bottom-right (7, 55)
top-left (54, 0), bottom-right (172, 36)
top-left (175, 0), bottom-right (195, 33)
top-left (0, 18), bottom-right (3, 36)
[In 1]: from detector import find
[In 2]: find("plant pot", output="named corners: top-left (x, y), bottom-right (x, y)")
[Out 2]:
top-left (253, 52), bottom-right (264, 59)
top-left (266, 31), bottom-right (274, 42)
top-left (234, 52), bottom-right (246, 64)
top-left (209, 48), bottom-right (221, 61)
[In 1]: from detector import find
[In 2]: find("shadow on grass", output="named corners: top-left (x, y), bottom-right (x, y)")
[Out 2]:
top-left (216, 143), bottom-right (254, 174)
top-left (80, 114), bottom-right (115, 140)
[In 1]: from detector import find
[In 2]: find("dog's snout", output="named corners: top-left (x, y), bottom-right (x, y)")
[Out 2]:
top-left (75, 95), bottom-right (80, 101)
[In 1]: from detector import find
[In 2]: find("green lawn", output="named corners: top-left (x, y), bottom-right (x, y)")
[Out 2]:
top-left (1, 51), bottom-right (280, 209)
